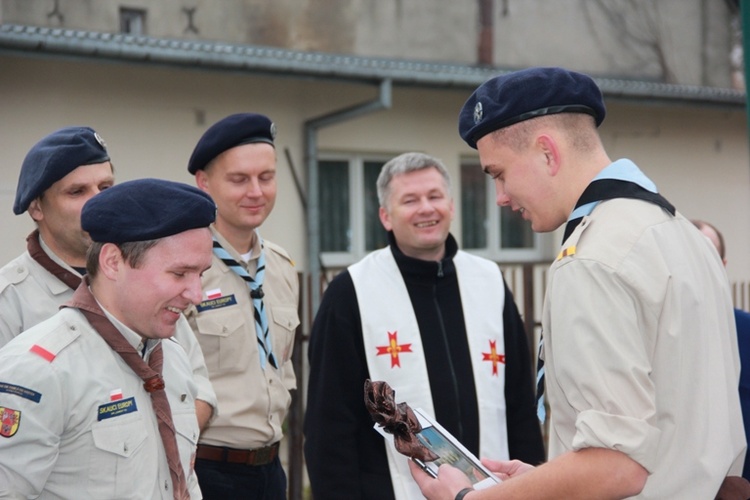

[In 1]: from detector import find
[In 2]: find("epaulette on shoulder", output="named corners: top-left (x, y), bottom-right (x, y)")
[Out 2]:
top-left (557, 217), bottom-right (594, 262)
top-left (0, 262), bottom-right (29, 294)
top-left (265, 240), bottom-right (295, 267)
top-left (556, 245), bottom-right (577, 262)
top-left (28, 320), bottom-right (81, 363)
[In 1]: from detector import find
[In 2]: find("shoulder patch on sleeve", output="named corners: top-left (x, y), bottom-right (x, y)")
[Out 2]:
top-left (264, 240), bottom-right (295, 266)
top-left (29, 321), bottom-right (82, 362)
top-left (0, 262), bottom-right (30, 293)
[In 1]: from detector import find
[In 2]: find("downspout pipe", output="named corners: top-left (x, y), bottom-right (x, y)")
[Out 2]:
top-left (304, 78), bottom-right (392, 314)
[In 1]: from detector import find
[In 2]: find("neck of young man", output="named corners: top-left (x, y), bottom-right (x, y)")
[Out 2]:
top-left (214, 219), bottom-right (258, 255)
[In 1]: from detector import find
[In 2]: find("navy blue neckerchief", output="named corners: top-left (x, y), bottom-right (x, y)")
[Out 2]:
top-left (562, 179), bottom-right (676, 244)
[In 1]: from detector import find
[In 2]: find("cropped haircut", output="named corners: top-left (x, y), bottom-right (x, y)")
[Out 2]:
top-left (376, 152), bottom-right (451, 209)
top-left (489, 113), bottom-right (599, 153)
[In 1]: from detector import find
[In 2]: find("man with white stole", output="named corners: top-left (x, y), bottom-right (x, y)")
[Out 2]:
top-left (304, 152), bottom-right (544, 500)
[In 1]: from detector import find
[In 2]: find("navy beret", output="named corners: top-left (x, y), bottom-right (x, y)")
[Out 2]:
top-left (14, 126), bottom-right (111, 214)
top-left (187, 113), bottom-right (276, 174)
top-left (459, 67), bottom-right (606, 149)
top-left (81, 178), bottom-right (216, 243)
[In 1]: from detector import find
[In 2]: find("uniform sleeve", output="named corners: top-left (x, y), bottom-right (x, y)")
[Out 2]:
top-left (279, 264), bottom-right (300, 392)
top-left (173, 316), bottom-right (218, 412)
top-left (501, 280), bottom-right (546, 465)
top-left (304, 272), bottom-right (391, 500)
top-left (549, 259), bottom-right (660, 471)
top-left (0, 348), bottom-right (65, 496)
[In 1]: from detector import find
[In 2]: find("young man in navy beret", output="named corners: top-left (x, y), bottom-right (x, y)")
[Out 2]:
top-left (0, 178), bottom-right (215, 498)
top-left (410, 67), bottom-right (745, 499)
top-left (185, 113), bottom-right (300, 499)
top-left (0, 127), bottom-right (217, 429)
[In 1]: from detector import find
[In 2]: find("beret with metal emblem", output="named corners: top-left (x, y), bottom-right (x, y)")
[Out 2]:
top-left (14, 126), bottom-right (111, 215)
top-left (458, 67), bottom-right (606, 149)
top-left (81, 178), bottom-right (216, 243)
top-left (187, 113), bottom-right (277, 175)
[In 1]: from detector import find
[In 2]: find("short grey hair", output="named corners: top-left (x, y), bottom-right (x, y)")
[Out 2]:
top-left (376, 152), bottom-right (451, 208)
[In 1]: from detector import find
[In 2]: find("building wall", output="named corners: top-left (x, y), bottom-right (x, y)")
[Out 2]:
top-left (1, 53), bottom-right (749, 285)
top-left (0, 0), bottom-right (737, 87)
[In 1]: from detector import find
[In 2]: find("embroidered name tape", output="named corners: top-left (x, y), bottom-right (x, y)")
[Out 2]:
top-left (196, 294), bottom-right (237, 313)
top-left (0, 382), bottom-right (42, 403)
top-left (98, 396), bottom-right (138, 421)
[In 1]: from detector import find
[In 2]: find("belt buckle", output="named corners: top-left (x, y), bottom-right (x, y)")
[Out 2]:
top-left (252, 445), bottom-right (274, 465)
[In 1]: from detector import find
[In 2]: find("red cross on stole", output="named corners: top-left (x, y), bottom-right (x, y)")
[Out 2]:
top-left (375, 331), bottom-right (413, 368)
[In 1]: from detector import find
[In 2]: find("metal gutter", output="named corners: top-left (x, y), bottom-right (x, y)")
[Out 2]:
top-left (0, 23), bottom-right (746, 106)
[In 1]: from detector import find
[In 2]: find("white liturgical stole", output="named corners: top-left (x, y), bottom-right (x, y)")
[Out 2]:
top-left (350, 247), bottom-right (509, 500)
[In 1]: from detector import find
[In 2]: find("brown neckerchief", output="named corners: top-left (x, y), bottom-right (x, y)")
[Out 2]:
top-left (62, 278), bottom-right (190, 500)
top-left (26, 230), bottom-right (82, 290)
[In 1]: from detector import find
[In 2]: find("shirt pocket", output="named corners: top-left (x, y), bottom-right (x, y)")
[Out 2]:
top-left (270, 305), bottom-right (300, 364)
top-left (194, 308), bottom-right (249, 373)
top-left (87, 412), bottom-right (150, 498)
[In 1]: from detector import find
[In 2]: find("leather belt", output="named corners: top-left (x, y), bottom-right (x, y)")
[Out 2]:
top-left (196, 442), bottom-right (280, 466)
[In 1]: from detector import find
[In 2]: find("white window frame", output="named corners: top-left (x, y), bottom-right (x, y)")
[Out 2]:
top-left (460, 159), bottom-right (552, 263)
top-left (120, 7), bottom-right (147, 35)
top-left (319, 153), bottom-right (392, 268)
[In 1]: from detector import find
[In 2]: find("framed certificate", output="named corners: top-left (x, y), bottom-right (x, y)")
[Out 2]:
top-left (375, 407), bottom-right (501, 490)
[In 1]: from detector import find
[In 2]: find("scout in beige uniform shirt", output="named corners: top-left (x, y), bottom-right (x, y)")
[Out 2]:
top-left (0, 234), bottom-right (217, 412)
top-left (410, 67), bottom-right (746, 499)
top-left (0, 308), bottom-right (201, 499)
top-left (186, 226), bottom-right (299, 449)
top-left (544, 196), bottom-right (745, 499)
top-left (0, 177), bottom-right (217, 499)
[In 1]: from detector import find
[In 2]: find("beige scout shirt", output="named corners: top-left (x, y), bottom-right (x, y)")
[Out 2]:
top-left (186, 227), bottom-right (299, 449)
top-left (0, 240), bottom-right (74, 346)
top-left (0, 307), bottom-right (201, 499)
top-left (543, 199), bottom-right (745, 499)
top-left (0, 239), bottom-right (217, 410)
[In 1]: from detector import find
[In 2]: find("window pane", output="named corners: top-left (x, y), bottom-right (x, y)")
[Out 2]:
top-left (500, 207), bottom-right (534, 249)
top-left (364, 160), bottom-right (388, 250)
top-left (120, 8), bottom-right (147, 35)
top-left (461, 163), bottom-right (487, 249)
top-left (319, 160), bottom-right (350, 252)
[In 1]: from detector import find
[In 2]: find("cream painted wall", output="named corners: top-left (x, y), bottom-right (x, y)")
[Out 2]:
top-left (601, 101), bottom-right (750, 282)
top-left (2, 53), bottom-right (749, 286)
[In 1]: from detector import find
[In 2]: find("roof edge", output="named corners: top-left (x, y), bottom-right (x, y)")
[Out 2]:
top-left (0, 23), bottom-right (746, 107)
